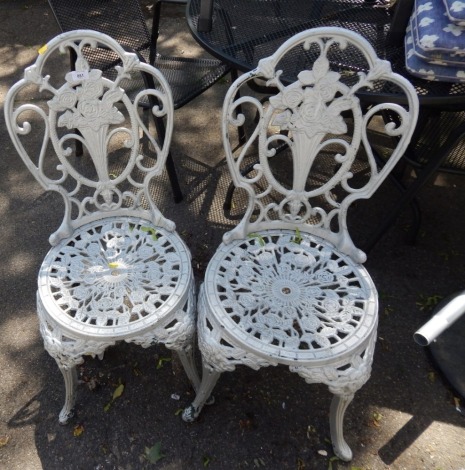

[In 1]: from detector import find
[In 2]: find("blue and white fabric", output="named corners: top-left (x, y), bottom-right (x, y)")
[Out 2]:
top-left (442, 0), bottom-right (465, 26)
top-left (405, 0), bottom-right (465, 82)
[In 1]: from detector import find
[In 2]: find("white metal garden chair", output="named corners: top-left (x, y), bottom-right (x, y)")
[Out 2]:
top-left (4, 30), bottom-right (199, 424)
top-left (182, 27), bottom-right (419, 461)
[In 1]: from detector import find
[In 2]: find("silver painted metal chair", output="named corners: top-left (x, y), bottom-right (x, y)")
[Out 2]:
top-left (182, 27), bottom-right (419, 461)
top-left (4, 30), bottom-right (199, 424)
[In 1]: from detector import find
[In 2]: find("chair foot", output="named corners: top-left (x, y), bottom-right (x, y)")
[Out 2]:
top-left (329, 393), bottom-right (354, 461)
top-left (182, 364), bottom-right (220, 422)
top-left (223, 162), bottom-right (257, 214)
top-left (58, 365), bottom-right (78, 425)
top-left (182, 403), bottom-right (200, 422)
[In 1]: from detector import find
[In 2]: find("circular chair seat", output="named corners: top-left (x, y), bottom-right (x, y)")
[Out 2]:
top-left (201, 229), bottom-right (378, 367)
top-left (38, 217), bottom-right (193, 342)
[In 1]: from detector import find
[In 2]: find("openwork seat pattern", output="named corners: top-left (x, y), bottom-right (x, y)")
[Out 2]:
top-left (182, 27), bottom-right (419, 461)
top-left (198, 230), bottom-right (377, 365)
top-left (4, 30), bottom-right (199, 424)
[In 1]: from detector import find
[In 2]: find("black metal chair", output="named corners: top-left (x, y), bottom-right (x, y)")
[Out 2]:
top-left (47, 0), bottom-right (232, 203)
top-left (334, 0), bottom-right (465, 250)
top-left (358, 0), bottom-right (465, 249)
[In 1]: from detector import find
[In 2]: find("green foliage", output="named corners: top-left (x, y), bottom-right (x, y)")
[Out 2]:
top-left (144, 442), bottom-right (165, 464)
top-left (416, 294), bottom-right (442, 312)
top-left (141, 226), bottom-right (158, 241)
top-left (156, 356), bottom-right (171, 369)
top-left (291, 228), bottom-right (303, 244)
top-left (248, 233), bottom-right (266, 246)
top-left (328, 456), bottom-right (339, 470)
top-left (104, 383), bottom-right (125, 412)
top-left (112, 383), bottom-right (124, 400)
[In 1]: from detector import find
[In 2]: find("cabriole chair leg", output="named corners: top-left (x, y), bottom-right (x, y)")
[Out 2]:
top-left (176, 345), bottom-right (202, 392)
top-left (182, 363), bottom-right (220, 422)
top-left (330, 393), bottom-right (355, 462)
top-left (58, 365), bottom-right (78, 425)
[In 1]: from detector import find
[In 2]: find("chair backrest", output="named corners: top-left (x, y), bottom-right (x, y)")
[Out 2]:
top-left (4, 30), bottom-right (175, 246)
top-left (46, 0), bottom-right (154, 95)
top-left (47, 0), bottom-right (152, 61)
top-left (222, 27), bottom-right (419, 263)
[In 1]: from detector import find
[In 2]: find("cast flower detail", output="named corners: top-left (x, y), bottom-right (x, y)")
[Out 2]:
top-left (47, 222), bottom-right (181, 326)
top-left (48, 69), bottom-right (124, 132)
top-left (217, 237), bottom-right (367, 351)
top-left (269, 55), bottom-right (355, 138)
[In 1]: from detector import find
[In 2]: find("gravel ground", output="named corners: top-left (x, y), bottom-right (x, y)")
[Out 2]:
top-left (1, 1), bottom-right (465, 469)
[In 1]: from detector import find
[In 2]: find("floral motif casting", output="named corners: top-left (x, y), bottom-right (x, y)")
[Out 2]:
top-left (214, 232), bottom-right (370, 353)
top-left (48, 69), bottom-right (125, 132)
top-left (45, 219), bottom-right (184, 327)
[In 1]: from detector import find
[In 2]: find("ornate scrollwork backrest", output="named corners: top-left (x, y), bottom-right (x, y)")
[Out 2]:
top-left (222, 27), bottom-right (419, 263)
top-left (5, 30), bottom-right (175, 246)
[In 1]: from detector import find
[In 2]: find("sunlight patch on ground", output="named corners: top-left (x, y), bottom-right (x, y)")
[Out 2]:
top-left (6, 251), bottom-right (38, 277)
top-left (1, 312), bottom-right (40, 351)
top-left (0, 45), bottom-right (38, 76)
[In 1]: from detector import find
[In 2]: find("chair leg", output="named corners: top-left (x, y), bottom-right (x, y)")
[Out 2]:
top-left (367, 147), bottom-right (422, 252)
top-left (292, 330), bottom-right (376, 462)
top-left (330, 393), bottom-right (354, 462)
top-left (153, 114), bottom-right (183, 203)
top-left (57, 364), bottom-right (78, 425)
top-left (67, 47), bottom-right (84, 157)
top-left (176, 345), bottom-right (201, 392)
top-left (182, 361), bottom-right (220, 422)
top-left (365, 116), bottom-right (465, 251)
top-left (166, 150), bottom-right (183, 203)
top-left (142, 65), bottom-right (184, 204)
top-left (223, 161), bottom-right (261, 212)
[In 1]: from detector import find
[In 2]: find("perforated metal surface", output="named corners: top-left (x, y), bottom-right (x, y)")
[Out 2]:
top-left (38, 218), bottom-right (192, 338)
top-left (203, 230), bottom-right (378, 364)
top-left (408, 110), bottom-right (465, 172)
top-left (187, 0), bottom-right (465, 107)
top-left (48, 0), bottom-right (230, 109)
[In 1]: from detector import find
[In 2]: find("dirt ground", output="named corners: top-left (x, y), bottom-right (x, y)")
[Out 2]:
top-left (1, 1), bottom-right (465, 469)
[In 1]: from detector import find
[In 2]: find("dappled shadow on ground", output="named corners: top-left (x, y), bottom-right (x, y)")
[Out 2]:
top-left (2, 1), bottom-right (465, 469)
